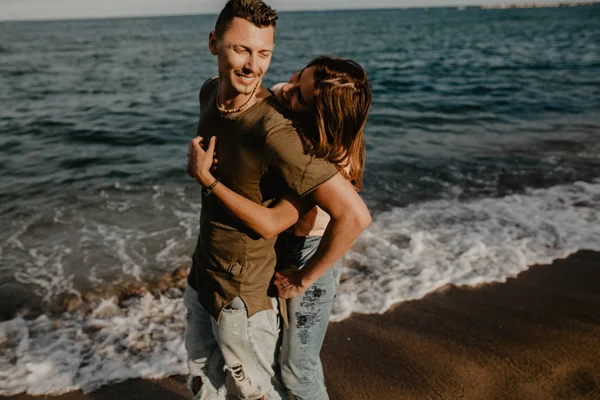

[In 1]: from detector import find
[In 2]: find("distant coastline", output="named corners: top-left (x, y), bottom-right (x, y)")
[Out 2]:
top-left (478, 1), bottom-right (597, 9)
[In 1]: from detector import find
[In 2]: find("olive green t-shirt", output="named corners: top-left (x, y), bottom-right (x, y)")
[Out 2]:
top-left (188, 77), bottom-right (338, 322)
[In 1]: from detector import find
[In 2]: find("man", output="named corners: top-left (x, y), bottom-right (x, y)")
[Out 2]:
top-left (185, 1), bottom-right (371, 399)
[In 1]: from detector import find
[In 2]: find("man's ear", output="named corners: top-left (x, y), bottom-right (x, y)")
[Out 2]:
top-left (208, 31), bottom-right (219, 56)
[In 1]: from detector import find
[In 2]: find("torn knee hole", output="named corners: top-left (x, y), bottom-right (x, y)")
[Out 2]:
top-left (224, 364), bottom-right (263, 399)
top-left (226, 364), bottom-right (246, 380)
top-left (191, 376), bottom-right (202, 395)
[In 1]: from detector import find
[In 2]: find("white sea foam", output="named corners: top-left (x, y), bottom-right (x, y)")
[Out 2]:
top-left (14, 244), bottom-right (78, 304)
top-left (1, 180), bottom-right (599, 395)
top-left (2, 187), bottom-right (201, 305)
top-left (0, 292), bottom-right (188, 396)
top-left (331, 179), bottom-right (600, 320)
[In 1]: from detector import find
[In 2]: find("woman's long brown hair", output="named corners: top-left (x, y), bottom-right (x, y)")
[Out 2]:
top-left (301, 56), bottom-right (371, 191)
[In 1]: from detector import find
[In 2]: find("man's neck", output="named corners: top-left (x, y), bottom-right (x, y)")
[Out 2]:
top-left (218, 79), bottom-right (267, 111)
top-left (219, 82), bottom-right (249, 109)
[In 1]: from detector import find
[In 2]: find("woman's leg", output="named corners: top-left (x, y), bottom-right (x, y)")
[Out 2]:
top-left (279, 235), bottom-right (340, 400)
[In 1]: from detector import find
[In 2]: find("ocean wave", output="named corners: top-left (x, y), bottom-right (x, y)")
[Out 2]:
top-left (0, 291), bottom-right (188, 396)
top-left (332, 179), bottom-right (600, 320)
top-left (1, 180), bottom-right (599, 395)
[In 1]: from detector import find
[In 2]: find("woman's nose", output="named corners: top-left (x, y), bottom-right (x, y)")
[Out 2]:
top-left (282, 82), bottom-right (295, 96)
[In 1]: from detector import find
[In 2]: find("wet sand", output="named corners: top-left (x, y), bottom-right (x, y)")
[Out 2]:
top-left (322, 250), bottom-right (600, 399)
top-left (3, 250), bottom-right (599, 399)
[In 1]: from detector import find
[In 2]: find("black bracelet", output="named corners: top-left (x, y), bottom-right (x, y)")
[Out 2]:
top-left (203, 178), bottom-right (220, 197)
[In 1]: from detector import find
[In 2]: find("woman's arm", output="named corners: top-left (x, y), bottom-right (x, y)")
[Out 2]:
top-left (212, 188), bottom-right (311, 239)
top-left (273, 172), bottom-right (371, 299)
top-left (188, 136), bottom-right (313, 239)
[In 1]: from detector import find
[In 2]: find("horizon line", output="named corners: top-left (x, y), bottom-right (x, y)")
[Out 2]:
top-left (2, 1), bottom-right (598, 23)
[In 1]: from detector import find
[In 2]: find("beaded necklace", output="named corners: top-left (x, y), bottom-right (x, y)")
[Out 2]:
top-left (216, 80), bottom-right (261, 115)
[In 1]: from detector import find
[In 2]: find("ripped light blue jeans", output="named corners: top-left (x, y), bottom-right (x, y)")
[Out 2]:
top-left (184, 285), bottom-right (287, 400)
top-left (278, 234), bottom-right (340, 400)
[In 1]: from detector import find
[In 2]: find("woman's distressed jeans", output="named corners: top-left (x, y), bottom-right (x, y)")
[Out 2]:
top-left (278, 235), bottom-right (340, 400)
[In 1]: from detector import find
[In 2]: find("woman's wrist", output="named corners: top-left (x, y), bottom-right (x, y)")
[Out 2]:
top-left (293, 269), bottom-right (315, 290)
top-left (198, 172), bottom-right (215, 188)
top-left (202, 177), bottom-right (220, 197)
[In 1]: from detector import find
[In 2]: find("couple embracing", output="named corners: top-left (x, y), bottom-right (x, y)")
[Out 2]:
top-left (184, 1), bottom-right (372, 399)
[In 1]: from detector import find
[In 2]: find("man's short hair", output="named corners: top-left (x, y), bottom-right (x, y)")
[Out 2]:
top-left (215, 0), bottom-right (278, 37)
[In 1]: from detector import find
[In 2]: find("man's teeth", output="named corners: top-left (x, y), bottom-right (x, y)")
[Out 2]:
top-left (237, 74), bottom-right (255, 83)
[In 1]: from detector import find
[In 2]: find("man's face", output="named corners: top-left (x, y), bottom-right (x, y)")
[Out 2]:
top-left (277, 66), bottom-right (317, 117)
top-left (209, 17), bottom-right (274, 97)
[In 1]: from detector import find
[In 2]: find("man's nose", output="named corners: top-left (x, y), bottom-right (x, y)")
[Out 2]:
top-left (244, 54), bottom-right (258, 74)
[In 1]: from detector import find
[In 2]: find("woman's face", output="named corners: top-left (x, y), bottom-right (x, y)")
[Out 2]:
top-left (277, 66), bottom-right (317, 117)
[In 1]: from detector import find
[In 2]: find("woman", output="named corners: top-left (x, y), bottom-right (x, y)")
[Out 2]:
top-left (192, 56), bottom-right (371, 400)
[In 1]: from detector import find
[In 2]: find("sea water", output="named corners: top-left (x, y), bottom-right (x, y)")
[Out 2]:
top-left (1, 6), bottom-right (599, 395)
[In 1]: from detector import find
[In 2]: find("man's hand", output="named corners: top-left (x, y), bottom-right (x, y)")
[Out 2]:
top-left (187, 136), bottom-right (218, 186)
top-left (273, 267), bottom-right (308, 299)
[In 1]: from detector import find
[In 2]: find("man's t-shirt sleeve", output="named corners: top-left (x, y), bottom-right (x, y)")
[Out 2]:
top-left (264, 121), bottom-right (338, 198)
top-left (199, 77), bottom-right (218, 111)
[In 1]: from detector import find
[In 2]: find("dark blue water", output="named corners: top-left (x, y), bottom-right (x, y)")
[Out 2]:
top-left (1, 6), bottom-right (600, 318)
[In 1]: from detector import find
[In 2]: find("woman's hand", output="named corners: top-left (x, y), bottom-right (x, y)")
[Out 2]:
top-left (273, 267), bottom-right (310, 299)
top-left (187, 136), bottom-right (218, 187)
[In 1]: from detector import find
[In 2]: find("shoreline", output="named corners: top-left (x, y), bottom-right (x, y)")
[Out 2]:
top-left (2, 250), bottom-right (599, 399)
top-left (322, 249), bottom-right (600, 399)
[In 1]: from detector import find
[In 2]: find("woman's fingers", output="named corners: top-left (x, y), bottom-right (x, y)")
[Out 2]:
top-left (206, 136), bottom-right (217, 154)
top-left (199, 137), bottom-right (209, 151)
top-left (189, 136), bottom-right (219, 176)
top-left (192, 137), bottom-right (203, 151)
top-left (273, 270), bottom-right (294, 289)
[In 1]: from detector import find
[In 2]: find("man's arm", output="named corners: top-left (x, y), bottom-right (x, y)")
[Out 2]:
top-left (274, 172), bottom-right (371, 298)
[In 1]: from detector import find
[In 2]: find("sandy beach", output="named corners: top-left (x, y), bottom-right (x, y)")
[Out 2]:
top-left (3, 250), bottom-right (599, 400)
top-left (322, 249), bottom-right (600, 399)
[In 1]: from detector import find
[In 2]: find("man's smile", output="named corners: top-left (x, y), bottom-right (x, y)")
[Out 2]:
top-left (235, 72), bottom-right (257, 84)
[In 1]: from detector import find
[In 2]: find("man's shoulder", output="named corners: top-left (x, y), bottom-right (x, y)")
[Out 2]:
top-left (255, 96), bottom-right (298, 137)
top-left (199, 77), bottom-right (218, 103)
top-left (234, 95), bottom-right (298, 142)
